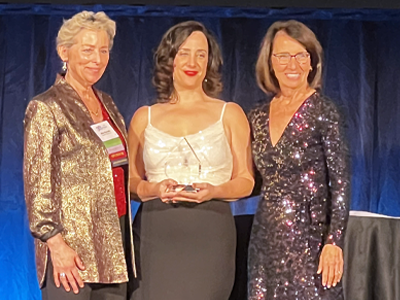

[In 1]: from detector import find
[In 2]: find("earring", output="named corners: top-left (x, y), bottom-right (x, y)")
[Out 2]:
top-left (310, 66), bottom-right (313, 71)
top-left (204, 78), bottom-right (208, 83)
top-left (62, 61), bottom-right (67, 72)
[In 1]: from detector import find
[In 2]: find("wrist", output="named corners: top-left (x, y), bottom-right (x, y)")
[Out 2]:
top-left (211, 184), bottom-right (222, 199)
top-left (147, 181), bottom-right (161, 200)
top-left (137, 181), bottom-right (159, 201)
top-left (46, 233), bottom-right (65, 251)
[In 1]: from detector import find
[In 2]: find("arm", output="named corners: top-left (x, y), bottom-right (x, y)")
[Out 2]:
top-left (24, 100), bottom-right (63, 241)
top-left (317, 98), bottom-right (351, 288)
top-left (174, 102), bottom-right (255, 202)
top-left (128, 106), bottom-right (177, 202)
top-left (24, 100), bottom-right (84, 293)
top-left (321, 100), bottom-right (350, 249)
top-left (212, 102), bottom-right (255, 200)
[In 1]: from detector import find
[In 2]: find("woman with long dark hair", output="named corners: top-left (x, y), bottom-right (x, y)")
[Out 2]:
top-left (128, 21), bottom-right (254, 300)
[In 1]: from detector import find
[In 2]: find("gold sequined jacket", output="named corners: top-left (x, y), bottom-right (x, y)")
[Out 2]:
top-left (23, 77), bottom-right (135, 287)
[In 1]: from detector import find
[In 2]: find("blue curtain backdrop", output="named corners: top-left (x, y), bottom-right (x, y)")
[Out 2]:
top-left (1, 4), bottom-right (400, 300)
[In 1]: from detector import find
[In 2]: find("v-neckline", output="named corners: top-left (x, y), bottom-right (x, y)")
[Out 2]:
top-left (268, 92), bottom-right (315, 148)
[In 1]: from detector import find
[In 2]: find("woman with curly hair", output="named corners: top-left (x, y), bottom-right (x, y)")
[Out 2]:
top-left (128, 21), bottom-right (254, 300)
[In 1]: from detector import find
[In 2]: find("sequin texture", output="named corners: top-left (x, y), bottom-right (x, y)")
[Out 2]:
top-left (23, 77), bottom-right (134, 287)
top-left (248, 93), bottom-right (350, 300)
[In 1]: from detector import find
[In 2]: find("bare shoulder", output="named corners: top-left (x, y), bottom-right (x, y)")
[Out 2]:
top-left (225, 101), bottom-right (245, 113)
top-left (151, 102), bottom-right (168, 108)
top-left (224, 102), bottom-right (247, 121)
top-left (205, 97), bottom-right (225, 106)
top-left (129, 105), bottom-right (149, 131)
top-left (205, 97), bottom-right (236, 114)
top-left (221, 102), bottom-right (249, 134)
top-left (149, 102), bottom-right (170, 115)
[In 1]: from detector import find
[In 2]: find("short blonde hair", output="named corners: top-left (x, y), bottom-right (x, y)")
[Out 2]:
top-left (56, 11), bottom-right (116, 50)
top-left (256, 20), bottom-right (323, 95)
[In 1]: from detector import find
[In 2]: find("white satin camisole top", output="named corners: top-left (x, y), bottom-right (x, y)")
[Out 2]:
top-left (143, 103), bottom-right (233, 186)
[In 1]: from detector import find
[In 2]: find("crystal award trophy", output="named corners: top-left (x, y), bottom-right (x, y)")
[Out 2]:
top-left (164, 137), bottom-right (201, 192)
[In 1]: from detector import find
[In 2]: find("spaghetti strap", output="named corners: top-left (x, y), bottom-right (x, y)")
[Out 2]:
top-left (148, 106), bottom-right (151, 125)
top-left (220, 103), bottom-right (227, 121)
top-left (134, 99), bottom-right (235, 300)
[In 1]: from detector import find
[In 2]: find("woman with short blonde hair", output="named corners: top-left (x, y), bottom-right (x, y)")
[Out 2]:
top-left (24, 11), bottom-right (134, 300)
top-left (56, 11), bottom-right (116, 50)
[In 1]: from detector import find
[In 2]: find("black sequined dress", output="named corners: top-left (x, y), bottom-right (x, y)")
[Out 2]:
top-left (248, 93), bottom-right (350, 300)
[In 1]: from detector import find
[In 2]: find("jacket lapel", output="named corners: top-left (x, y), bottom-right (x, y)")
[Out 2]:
top-left (95, 89), bottom-right (128, 143)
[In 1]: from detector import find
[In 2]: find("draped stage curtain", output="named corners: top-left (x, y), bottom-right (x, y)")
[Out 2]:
top-left (1, 4), bottom-right (400, 300)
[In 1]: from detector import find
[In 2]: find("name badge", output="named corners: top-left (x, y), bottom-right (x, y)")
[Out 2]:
top-left (91, 121), bottom-right (128, 167)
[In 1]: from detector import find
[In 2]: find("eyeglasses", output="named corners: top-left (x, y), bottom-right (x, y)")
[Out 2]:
top-left (272, 52), bottom-right (310, 65)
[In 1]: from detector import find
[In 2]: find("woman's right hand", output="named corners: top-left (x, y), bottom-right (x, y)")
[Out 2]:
top-left (155, 179), bottom-right (178, 202)
top-left (46, 234), bottom-right (85, 294)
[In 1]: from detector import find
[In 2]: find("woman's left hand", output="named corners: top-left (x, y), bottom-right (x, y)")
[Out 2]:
top-left (317, 244), bottom-right (343, 288)
top-left (172, 182), bottom-right (216, 203)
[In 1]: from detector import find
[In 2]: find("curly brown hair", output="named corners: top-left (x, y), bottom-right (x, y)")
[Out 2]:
top-left (256, 20), bottom-right (323, 95)
top-left (153, 21), bottom-right (223, 103)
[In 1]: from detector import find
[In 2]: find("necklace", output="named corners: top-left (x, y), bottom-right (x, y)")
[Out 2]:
top-left (62, 77), bottom-right (101, 117)
top-left (83, 93), bottom-right (100, 117)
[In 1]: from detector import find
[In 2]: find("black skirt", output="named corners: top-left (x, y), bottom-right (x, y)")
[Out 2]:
top-left (131, 199), bottom-right (236, 300)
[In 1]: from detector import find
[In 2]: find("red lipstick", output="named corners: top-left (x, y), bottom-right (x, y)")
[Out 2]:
top-left (184, 70), bottom-right (198, 76)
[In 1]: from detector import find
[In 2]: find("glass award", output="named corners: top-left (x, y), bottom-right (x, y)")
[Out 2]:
top-left (164, 137), bottom-right (201, 192)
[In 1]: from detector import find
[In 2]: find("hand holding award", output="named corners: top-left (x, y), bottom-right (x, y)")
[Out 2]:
top-left (164, 137), bottom-right (201, 193)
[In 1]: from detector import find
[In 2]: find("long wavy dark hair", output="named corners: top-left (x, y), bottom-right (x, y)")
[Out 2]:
top-left (153, 21), bottom-right (223, 103)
